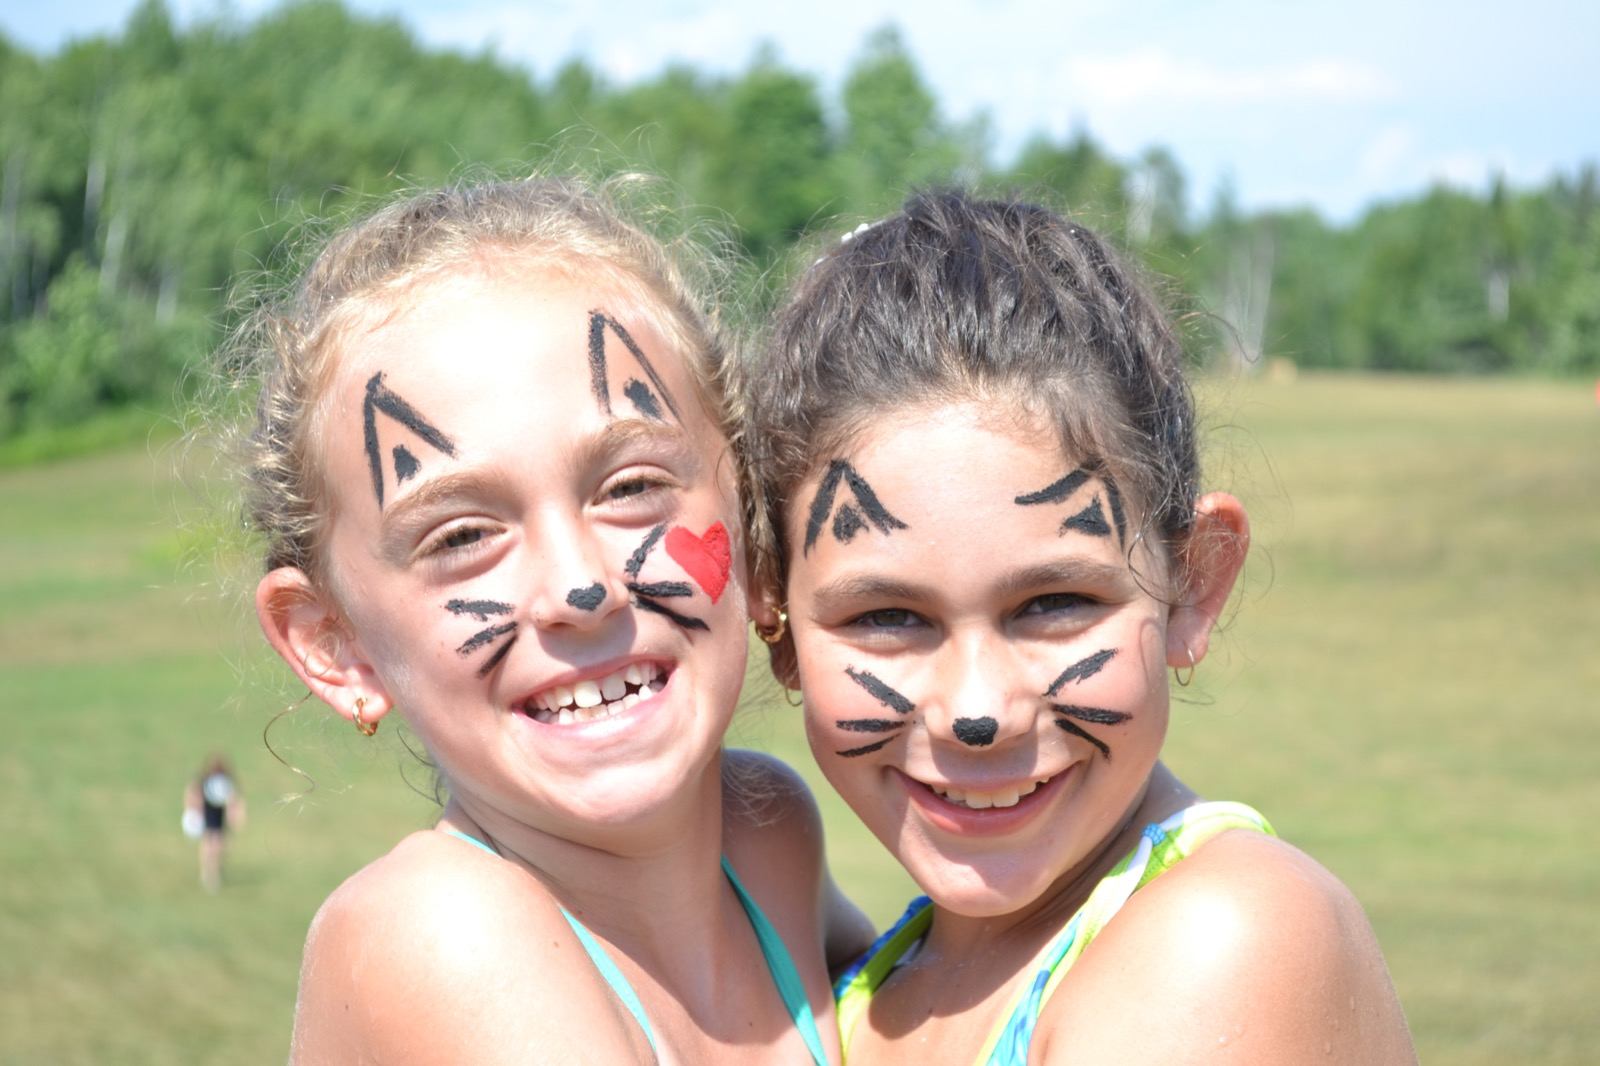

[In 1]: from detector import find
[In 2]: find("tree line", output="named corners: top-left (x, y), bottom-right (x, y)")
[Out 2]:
top-left (1, 0), bottom-right (1596, 439)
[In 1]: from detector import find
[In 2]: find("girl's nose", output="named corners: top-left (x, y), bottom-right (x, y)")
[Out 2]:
top-left (927, 634), bottom-right (1035, 750)
top-left (527, 518), bottom-right (629, 630)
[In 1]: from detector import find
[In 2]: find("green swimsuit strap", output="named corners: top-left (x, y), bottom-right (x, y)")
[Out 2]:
top-left (440, 828), bottom-right (659, 1055)
top-left (721, 856), bottom-right (831, 1066)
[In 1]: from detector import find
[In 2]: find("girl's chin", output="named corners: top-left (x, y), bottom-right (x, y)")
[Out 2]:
top-left (900, 854), bottom-right (1064, 919)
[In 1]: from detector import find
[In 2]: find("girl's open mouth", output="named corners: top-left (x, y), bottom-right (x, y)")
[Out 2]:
top-left (517, 662), bottom-right (670, 724)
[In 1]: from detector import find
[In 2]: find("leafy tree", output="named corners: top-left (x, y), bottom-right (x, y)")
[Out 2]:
top-left (837, 26), bottom-right (963, 215)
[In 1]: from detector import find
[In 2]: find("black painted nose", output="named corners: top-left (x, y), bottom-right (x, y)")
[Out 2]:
top-left (952, 716), bottom-right (998, 747)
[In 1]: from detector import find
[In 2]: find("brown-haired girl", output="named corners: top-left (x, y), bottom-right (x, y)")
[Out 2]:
top-left (746, 190), bottom-right (1416, 1064)
top-left (226, 176), bottom-right (868, 1063)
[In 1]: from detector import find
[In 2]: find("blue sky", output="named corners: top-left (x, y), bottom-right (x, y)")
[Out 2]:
top-left (5, 0), bottom-right (1597, 221)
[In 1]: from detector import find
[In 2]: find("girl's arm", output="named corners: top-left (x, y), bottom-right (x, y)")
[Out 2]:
top-left (289, 835), bottom-right (653, 1065)
top-left (1038, 830), bottom-right (1417, 1064)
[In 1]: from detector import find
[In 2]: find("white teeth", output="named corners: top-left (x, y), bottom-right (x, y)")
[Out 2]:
top-left (525, 664), bottom-right (669, 725)
top-left (934, 778), bottom-right (1045, 810)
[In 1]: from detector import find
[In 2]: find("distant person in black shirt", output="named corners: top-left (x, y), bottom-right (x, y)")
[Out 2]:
top-left (183, 754), bottom-right (246, 893)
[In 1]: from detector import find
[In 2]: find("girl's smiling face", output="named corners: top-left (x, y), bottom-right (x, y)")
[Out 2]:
top-left (265, 261), bottom-right (749, 846)
top-left (783, 401), bottom-right (1225, 917)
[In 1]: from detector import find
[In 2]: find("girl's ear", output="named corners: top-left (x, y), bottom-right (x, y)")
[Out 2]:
top-left (256, 567), bottom-right (395, 729)
top-left (1166, 492), bottom-right (1250, 668)
top-left (746, 582), bottom-right (800, 690)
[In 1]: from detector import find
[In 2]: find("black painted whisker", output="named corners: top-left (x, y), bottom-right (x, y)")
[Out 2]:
top-left (633, 595), bottom-right (709, 632)
top-left (627, 580), bottom-right (693, 599)
top-left (457, 621), bottom-right (517, 656)
top-left (838, 738), bottom-right (894, 758)
top-left (844, 667), bottom-right (915, 715)
top-left (476, 635), bottom-right (517, 678)
top-left (446, 599), bottom-right (514, 621)
top-left (837, 718), bottom-right (906, 734)
top-left (626, 523), bottom-right (667, 578)
top-left (1050, 703), bottom-right (1131, 726)
top-left (1044, 648), bottom-right (1117, 696)
top-left (1053, 717), bottom-right (1111, 759)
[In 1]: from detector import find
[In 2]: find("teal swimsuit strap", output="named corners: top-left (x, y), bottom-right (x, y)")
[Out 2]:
top-left (441, 830), bottom-right (823, 1065)
top-left (721, 855), bottom-right (830, 1066)
top-left (558, 908), bottom-right (660, 1055)
top-left (441, 828), bottom-right (659, 1055)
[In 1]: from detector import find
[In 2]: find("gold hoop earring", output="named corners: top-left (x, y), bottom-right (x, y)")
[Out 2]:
top-left (1173, 647), bottom-right (1196, 688)
top-left (755, 609), bottom-right (788, 645)
top-left (352, 697), bottom-right (379, 737)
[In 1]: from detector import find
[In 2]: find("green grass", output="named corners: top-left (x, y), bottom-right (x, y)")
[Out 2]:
top-left (2, 374), bottom-right (1595, 1063)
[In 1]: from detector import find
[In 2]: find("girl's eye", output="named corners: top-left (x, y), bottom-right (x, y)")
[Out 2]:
top-left (424, 523), bottom-right (494, 557)
top-left (442, 527), bottom-right (484, 549)
top-left (1020, 592), bottom-right (1096, 616)
top-left (601, 475), bottom-right (671, 504)
top-left (852, 608), bottom-right (921, 630)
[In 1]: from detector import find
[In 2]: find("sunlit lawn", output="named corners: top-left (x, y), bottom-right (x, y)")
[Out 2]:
top-left (1, 373), bottom-right (1594, 1063)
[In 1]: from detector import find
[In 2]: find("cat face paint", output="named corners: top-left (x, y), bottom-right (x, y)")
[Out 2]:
top-left (782, 401), bottom-right (1174, 916)
top-left (621, 520), bottom-right (733, 634)
top-left (833, 667), bottom-right (916, 756)
top-left (362, 371), bottom-right (458, 508)
top-left (308, 268), bottom-right (751, 836)
top-left (802, 460), bottom-right (909, 555)
top-left (588, 310), bottom-right (683, 424)
top-left (445, 599), bottom-right (518, 679)
top-left (1015, 466), bottom-right (1128, 545)
top-left (1044, 648), bottom-right (1131, 759)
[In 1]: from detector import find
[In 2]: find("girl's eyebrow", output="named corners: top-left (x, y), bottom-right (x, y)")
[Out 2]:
top-left (810, 559), bottom-right (1132, 612)
top-left (585, 417), bottom-right (701, 476)
top-left (995, 560), bottom-right (1132, 599)
top-left (810, 574), bottom-right (932, 612)
top-left (377, 469), bottom-right (501, 561)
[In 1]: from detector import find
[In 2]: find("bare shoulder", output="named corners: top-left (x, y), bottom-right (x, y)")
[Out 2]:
top-left (721, 749), bottom-right (876, 974)
top-left (721, 748), bottom-right (825, 865)
top-left (290, 831), bottom-right (650, 1065)
top-left (1041, 830), bottom-right (1417, 1064)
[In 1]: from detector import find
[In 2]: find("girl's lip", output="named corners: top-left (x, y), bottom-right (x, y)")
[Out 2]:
top-left (898, 765), bottom-right (1074, 836)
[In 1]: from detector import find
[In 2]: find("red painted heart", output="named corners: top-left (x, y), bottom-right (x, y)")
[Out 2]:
top-left (665, 521), bottom-right (731, 604)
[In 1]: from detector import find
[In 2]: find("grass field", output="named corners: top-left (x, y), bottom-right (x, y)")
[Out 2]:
top-left (1, 373), bottom-right (1595, 1063)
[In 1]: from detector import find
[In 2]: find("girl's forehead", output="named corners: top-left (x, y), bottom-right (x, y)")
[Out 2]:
top-left (789, 404), bottom-right (1087, 543)
top-left (314, 267), bottom-right (717, 513)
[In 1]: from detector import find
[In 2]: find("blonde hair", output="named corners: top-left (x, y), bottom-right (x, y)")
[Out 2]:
top-left (217, 175), bottom-right (736, 586)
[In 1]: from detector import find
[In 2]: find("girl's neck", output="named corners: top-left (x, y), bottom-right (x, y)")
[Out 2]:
top-left (922, 762), bottom-right (1195, 958)
top-left (438, 753), bottom-right (732, 960)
